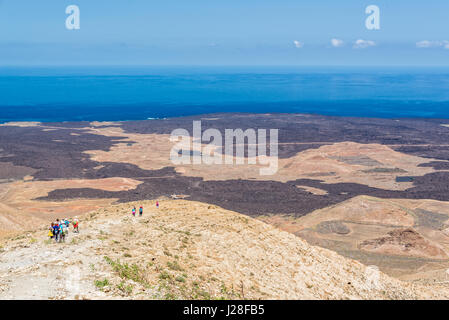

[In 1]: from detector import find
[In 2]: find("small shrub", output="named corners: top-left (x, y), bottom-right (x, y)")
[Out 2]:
top-left (94, 278), bottom-right (109, 290)
top-left (159, 271), bottom-right (171, 280)
top-left (164, 292), bottom-right (177, 300)
top-left (104, 256), bottom-right (148, 286)
top-left (117, 281), bottom-right (134, 295)
top-left (167, 261), bottom-right (183, 271)
top-left (163, 250), bottom-right (172, 257)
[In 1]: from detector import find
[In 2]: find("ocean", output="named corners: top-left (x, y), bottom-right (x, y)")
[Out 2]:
top-left (1, 66), bottom-right (449, 122)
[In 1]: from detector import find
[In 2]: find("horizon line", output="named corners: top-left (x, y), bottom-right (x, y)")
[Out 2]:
top-left (3, 64), bottom-right (449, 68)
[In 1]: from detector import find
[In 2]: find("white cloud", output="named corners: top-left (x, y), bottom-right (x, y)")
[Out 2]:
top-left (353, 39), bottom-right (376, 49)
top-left (293, 40), bottom-right (303, 48)
top-left (330, 38), bottom-right (344, 47)
top-left (416, 40), bottom-right (449, 49)
top-left (416, 40), bottom-right (438, 48)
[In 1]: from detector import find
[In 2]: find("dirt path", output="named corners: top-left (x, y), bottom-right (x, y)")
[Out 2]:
top-left (0, 225), bottom-right (113, 299)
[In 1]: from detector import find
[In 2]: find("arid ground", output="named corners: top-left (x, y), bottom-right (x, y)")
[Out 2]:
top-left (1, 200), bottom-right (447, 300)
top-left (2, 113), bottom-right (449, 286)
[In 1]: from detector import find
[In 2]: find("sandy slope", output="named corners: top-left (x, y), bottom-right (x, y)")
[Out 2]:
top-left (262, 195), bottom-right (449, 280)
top-left (0, 178), bottom-right (142, 237)
top-left (0, 200), bottom-right (447, 300)
top-left (85, 125), bottom-right (440, 190)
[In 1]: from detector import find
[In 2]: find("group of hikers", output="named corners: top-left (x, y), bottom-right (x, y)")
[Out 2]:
top-left (48, 218), bottom-right (79, 243)
top-left (46, 202), bottom-right (159, 242)
top-left (131, 202), bottom-right (159, 217)
top-left (131, 205), bottom-right (143, 217)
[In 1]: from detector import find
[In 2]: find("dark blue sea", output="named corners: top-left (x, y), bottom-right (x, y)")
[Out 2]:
top-left (1, 66), bottom-right (449, 122)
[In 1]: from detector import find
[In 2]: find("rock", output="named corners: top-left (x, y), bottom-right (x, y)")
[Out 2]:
top-left (316, 220), bottom-right (350, 235)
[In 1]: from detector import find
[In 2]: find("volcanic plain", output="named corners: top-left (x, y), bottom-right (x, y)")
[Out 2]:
top-left (2, 113), bottom-right (449, 282)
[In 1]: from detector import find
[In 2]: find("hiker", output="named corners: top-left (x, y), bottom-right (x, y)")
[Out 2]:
top-left (139, 206), bottom-right (143, 217)
top-left (63, 219), bottom-right (70, 236)
top-left (60, 221), bottom-right (67, 243)
top-left (156, 201), bottom-right (159, 209)
top-left (72, 218), bottom-right (79, 233)
top-left (48, 223), bottom-right (54, 239)
top-left (53, 220), bottom-right (60, 242)
top-left (132, 206), bottom-right (136, 217)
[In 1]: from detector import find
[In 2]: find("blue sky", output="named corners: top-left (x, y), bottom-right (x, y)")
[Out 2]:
top-left (1, 0), bottom-right (449, 66)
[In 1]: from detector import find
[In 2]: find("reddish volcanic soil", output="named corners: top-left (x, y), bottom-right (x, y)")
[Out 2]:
top-left (359, 228), bottom-right (448, 260)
